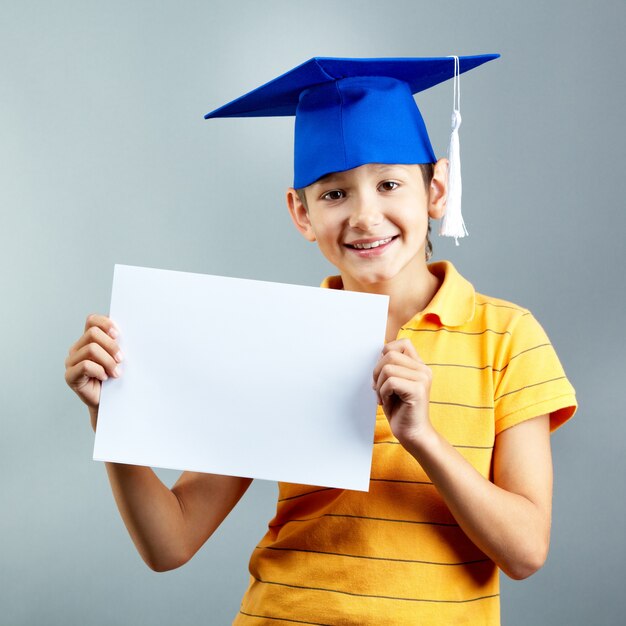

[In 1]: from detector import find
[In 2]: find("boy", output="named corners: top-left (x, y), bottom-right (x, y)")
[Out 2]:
top-left (65, 56), bottom-right (576, 625)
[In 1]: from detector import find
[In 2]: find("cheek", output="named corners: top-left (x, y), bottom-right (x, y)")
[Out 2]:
top-left (309, 215), bottom-right (342, 244)
top-left (316, 228), bottom-right (341, 255)
top-left (391, 205), bottom-right (429, 234)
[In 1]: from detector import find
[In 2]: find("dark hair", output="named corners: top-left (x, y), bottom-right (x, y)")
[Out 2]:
top-left (296, 163), bottom-right (435, 261)
top-left (419, 163), bottom-right (435, 262)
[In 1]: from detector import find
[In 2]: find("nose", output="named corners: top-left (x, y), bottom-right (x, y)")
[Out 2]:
top-left (348, 194), bottom-right (383, 231)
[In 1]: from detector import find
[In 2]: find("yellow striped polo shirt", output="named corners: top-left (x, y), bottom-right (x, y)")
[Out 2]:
top-left (234, 260), bottom-right (577, 626)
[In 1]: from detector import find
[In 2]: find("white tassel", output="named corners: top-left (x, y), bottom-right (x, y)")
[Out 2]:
top-left (440, 56), bottom-right (467, 244)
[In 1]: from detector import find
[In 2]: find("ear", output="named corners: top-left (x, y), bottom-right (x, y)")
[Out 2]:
top-left (286, 187), bottom-right (316, 242)
top-left (427, 158), bottom-right (449, 220)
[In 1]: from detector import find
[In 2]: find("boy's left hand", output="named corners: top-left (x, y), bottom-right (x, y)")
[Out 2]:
top-left (372, 339), bottom-right (434, 446)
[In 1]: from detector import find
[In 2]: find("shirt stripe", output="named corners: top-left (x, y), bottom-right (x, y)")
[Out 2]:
top-left (252, 576), bottom-right (500, 605)
top-left (278, 487), bottom-right (334, 502)
top-left (370, 477), bottom-right (433, 486)
top-left (494, 376), bottom-right (567, 401)
top-left (269, 513), bottom-right (458, 529)
top-left (401, 327), bottom-right (512, 336)
top-left (429, 400), bottom-right (494, 410)
top-left (239, 610), bottom-right (333, 626)
top-left (374, 441), bottom-right (493, 450)
top-left (255, 545), bottom-right (490, 567)
top-left (426, 342), bottom-right (551, 372)
top-left (475, 301), bottom-right (525, 312)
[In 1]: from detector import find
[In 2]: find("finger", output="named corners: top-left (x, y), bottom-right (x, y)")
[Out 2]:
top-left (379, 372), bottom-right (430, 404)
top-left (375, 362), bottom-right (424, 392)
top-left (65, 359), bottom-right (109, 387)
top-left (379, 376), bottom-right (418, 408)
top-left (376, 362), bottom-right (432, 409)
top-left (379, 375), bottom-right (431, 426)
top-left (66, 341), bottom-right (121, 378)
top-left (382, 338), bottom-right (420, 360)
top-left (373, 349), bottom-right (422, 382)
top-left (65, 360), bottom-right (109, 408)
top-left (68, 326), bottom-right (122, 363)
top-left (84, 313), bottom-right (120, 339)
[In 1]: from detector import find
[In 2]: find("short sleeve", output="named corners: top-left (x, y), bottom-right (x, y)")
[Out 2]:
top-left (493, 311), bottom-right (577, 434)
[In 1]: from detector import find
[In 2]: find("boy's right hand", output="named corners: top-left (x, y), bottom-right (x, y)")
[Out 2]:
top-left (64, 314), bottom-right (123, 420)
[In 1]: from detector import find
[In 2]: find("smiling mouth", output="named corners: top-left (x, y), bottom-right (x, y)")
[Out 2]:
top-left (345, 236), bottom-right (398, 250)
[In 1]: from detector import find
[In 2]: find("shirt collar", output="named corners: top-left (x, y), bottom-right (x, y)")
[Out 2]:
top-left (320, 260), bottom-right (475, 328)
top-left (420, 261), bottom-right (475, 327)
top-left (320, 275), bottom-right (344, 290)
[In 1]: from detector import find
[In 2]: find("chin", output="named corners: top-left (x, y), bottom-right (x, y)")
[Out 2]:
top-left (352, 269), bottom-right (398, 286)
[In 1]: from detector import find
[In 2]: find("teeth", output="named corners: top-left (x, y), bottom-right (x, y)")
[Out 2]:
top-left (351, 237), bottom-right (393, 249)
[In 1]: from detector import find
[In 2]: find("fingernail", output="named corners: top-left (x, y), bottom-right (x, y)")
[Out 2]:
top-left (108, 327), bottom-right (119, 339)
top-left (113, 366), bottom-right (121, 378)
top-left (114, 350), bottom-right (124, 363)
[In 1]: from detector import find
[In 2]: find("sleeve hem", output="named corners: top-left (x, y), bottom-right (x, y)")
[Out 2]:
top-left (495, 394), bottom-right (578, 435)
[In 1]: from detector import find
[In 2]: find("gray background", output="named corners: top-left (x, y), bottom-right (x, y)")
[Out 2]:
top-left (1, 0), bottom-right (624, 624)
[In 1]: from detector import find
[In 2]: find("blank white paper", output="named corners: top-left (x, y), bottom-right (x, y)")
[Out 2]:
top-left (93, 264), bottom-right (389, 491)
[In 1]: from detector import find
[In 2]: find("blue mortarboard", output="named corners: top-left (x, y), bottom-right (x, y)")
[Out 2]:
top-left (205, 55), bottom-right (499, 242)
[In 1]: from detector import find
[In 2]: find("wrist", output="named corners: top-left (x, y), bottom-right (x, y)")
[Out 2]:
top-left (400, 421), bottom-right (441, 461)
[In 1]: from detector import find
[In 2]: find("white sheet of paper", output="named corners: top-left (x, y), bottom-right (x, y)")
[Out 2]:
top-left (93, 264), bottom-right (389, 491)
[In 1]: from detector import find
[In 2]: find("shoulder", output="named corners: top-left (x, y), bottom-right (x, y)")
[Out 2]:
top-left (473, 292), bottom-right (529, 315)
top-left (472, 292), bottom-right (577, 433)
top-left (472, 291), bottom-right (532, 333)
top-left (471, 290), bottom-right (557, 355)
top-left (469, 290), bottom-right (553, 368)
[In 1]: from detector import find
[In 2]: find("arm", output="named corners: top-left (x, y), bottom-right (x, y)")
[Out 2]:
top-left (403, 415), bottom-right (551, 580)
top-left (104, 464), bottom-right (252, 572)
top-left (373, 339), bottom-right (552, 580)
top-left (66, 314), bottom-right (252, 572)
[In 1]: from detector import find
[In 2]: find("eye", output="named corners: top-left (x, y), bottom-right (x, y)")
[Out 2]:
top-left (379, 180), bottom-right (399, 192)
top-left (321, 189), bottom-right (345, 201)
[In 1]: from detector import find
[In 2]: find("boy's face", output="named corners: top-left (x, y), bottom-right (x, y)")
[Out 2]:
top-left (287, 162), bottom-right (447, 291)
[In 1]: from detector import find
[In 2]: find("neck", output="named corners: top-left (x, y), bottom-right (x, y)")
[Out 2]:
top-left (340, 262), bottom-right (441, 343)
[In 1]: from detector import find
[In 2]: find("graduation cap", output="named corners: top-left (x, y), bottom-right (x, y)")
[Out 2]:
top-left (205, 55), bottom-right (499, 242)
